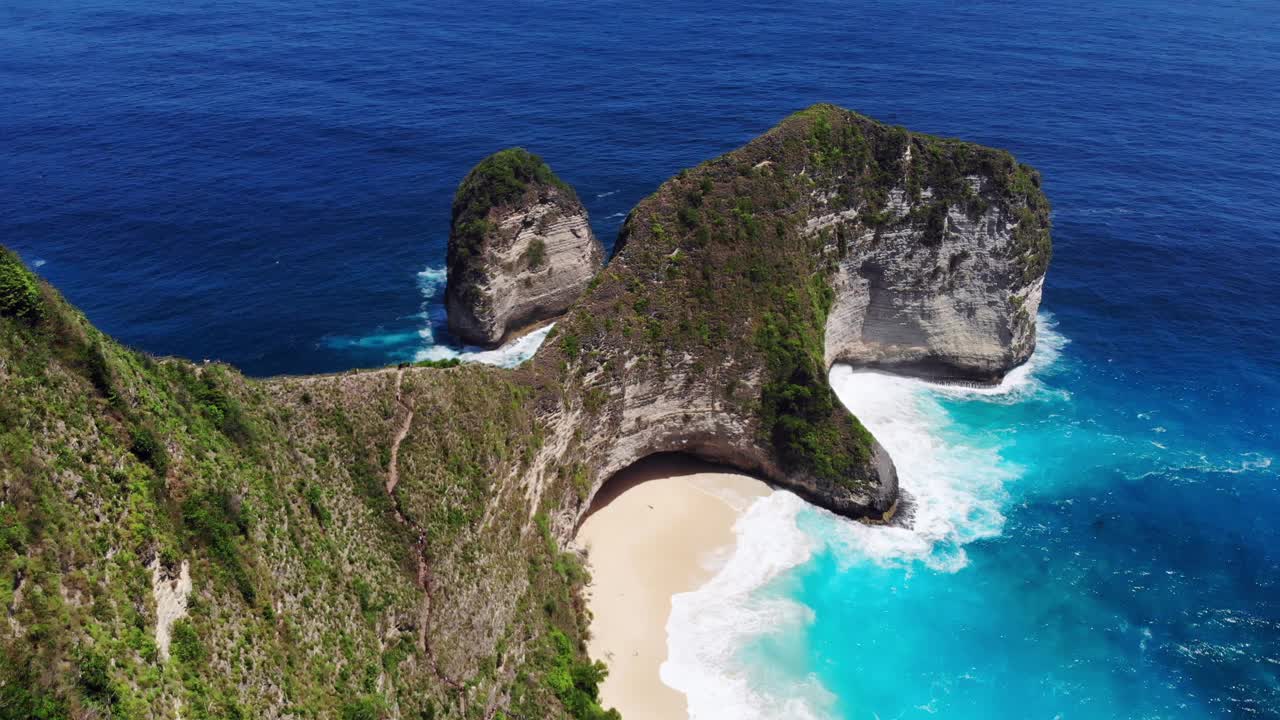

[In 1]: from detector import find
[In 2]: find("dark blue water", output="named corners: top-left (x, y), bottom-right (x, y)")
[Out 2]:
top-left (3, 1), bottom-right (1278, 717)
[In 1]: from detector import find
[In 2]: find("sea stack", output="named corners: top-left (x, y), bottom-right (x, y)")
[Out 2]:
top-left (445, 148), bottom-right (605, 347)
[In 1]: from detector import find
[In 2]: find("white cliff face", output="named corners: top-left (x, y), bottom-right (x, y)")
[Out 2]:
top-left (819, 181), bottom-right (1043, 383)
top-left (531, 327), bottom-right (900, 537)
top-left (149, 558), bottom-right (192, 662)
top-left (530, 106), bottom-right (1049, 527)
top-left (447, 187), bottom-right (604, 348)
top-left (584, 357), bottom-right (897, 515)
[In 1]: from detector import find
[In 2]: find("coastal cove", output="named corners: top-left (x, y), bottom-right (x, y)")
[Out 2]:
top-left (568, 323), bottom-right (1070, 720)
top-left (2, 0), bottom-right (1278, 717)
top-left (573, 308), bottom-right (1277, 720)
top-left (0, 96), bottom-right (1054, 718)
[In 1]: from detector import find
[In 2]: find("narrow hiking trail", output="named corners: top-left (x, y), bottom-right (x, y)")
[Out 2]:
top-left (382, 369), bottom-right (457, 693)
top-left (381, 368), bottom-right (526, 719)
top-left (387, 368), bottom-right (414, 495)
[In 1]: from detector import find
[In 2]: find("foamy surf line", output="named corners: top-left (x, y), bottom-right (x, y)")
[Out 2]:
top-left (664, 315), bottom-right (1065, 719)
top-left (413, 265), bottom-right (552, 368)
top-left (415, 322), bottom-right (553, 367)
top-left (663, 491), bottom-right (834, 720)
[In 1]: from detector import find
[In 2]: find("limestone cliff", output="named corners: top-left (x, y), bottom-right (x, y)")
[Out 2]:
top-left (446, 148), bottom-right (605, 347)
top-left (0, 104), bottom-right (1049, 719)
top-left (526, 104), bottom-right (1050, 534)
top-left (815, 120), bottom-right (1050, 383)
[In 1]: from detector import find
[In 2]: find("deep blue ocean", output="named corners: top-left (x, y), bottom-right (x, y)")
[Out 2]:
top-left (3, 1), bottom-right (1278, 717)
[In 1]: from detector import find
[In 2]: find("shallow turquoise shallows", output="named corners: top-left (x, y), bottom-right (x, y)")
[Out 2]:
top-left (663, 317), bottom-right (1277, 719)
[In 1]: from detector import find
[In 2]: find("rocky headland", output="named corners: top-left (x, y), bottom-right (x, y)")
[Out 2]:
top-left (0, 104), bottom-right (1048, 719)
top-left (522, 104), bottom-right (1050, 531)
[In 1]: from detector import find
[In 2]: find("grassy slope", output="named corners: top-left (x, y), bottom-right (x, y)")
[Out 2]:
top-left (0, 246), bottom-right (614, 720)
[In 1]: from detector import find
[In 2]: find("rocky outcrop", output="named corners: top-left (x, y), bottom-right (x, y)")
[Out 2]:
top-left (149, 558), bottom-right (192, 662)
top-left (446, 148), bottom-right (605, 347)
top-left (0, 105), bottom-right (1051, 718)
top-left (527, 104), bottom-right (1050, 529)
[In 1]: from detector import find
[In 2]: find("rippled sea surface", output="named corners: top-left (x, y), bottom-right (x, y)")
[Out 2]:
top-left (3, 0), bottom-right (1278, 717)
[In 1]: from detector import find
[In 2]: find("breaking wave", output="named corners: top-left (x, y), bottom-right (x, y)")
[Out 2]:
top-left (411, 265), bottom-right (551, 367)
top-left (663, 315), bottom-right (1067, 719)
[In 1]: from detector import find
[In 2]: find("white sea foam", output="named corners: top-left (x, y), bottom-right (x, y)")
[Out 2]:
top-left (825, 366), bottom-right (1015, 571)
top-left (596, 190), bottom-right (620, 198)
top-left (829, 316), bottom-right (1066, 570)
top-left (664, 491), bottom-right (836, 720)
top-left (665, 315), bottom-right (1066, 717)
top-left (412, 265), bottom-right (550, 368)
top-left (930, 314), bottom-right (1068, 403)
top-left (417, 265), bottom-right (447, 294)
top-left (415, 323), bottom-right (553, 367)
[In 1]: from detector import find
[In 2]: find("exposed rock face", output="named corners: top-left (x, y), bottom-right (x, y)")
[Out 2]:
top-left (527, 104), bottom-right (1050, 530)
top-left (819, 169), bottom-right (1048, 383)
top-left (149, 558), bottom-right (192, 662)
top-left (446, 148), bottom-right (605, 347)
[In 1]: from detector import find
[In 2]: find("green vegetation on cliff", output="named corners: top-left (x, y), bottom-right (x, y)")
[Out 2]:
top-left (0, 248), bottom-right (43, 324)
top-left (449, 148), bottom-right (573, 271)
top-left (756, 273), bottom-right (874, 480)
top-left (0, 249), bottom-right (612, 719)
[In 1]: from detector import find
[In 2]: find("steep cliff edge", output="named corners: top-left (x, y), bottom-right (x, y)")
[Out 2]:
top-left (0, 104), bottom-right (1049, 719)
top-left (809, 110), bottom-right (1051, 383)
top-left (527, 104), bottom-right (1049, 532)
top-left (446, 148), bottom-right (605, 347)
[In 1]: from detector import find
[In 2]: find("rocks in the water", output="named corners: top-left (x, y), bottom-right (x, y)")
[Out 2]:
top-left (446, 148), bottom-right (605, 347)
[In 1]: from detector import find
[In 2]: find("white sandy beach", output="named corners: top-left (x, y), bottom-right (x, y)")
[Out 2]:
top-left (574, 455), bottom-right (771, 720)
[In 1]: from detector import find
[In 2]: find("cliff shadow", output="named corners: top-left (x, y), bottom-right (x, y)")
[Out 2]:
top-left (578, 452), bottom-right (771, 528)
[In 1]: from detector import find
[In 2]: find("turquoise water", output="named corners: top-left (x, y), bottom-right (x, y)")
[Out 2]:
top-left (664, 318), bottom-right (1277, 719)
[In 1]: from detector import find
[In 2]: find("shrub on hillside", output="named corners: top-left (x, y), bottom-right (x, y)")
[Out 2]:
top-left (0, 249), bottom-right (42, 323)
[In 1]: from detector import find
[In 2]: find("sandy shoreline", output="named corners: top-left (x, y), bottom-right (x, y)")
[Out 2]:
top-left (574, 455), bottom-right (771, 720)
